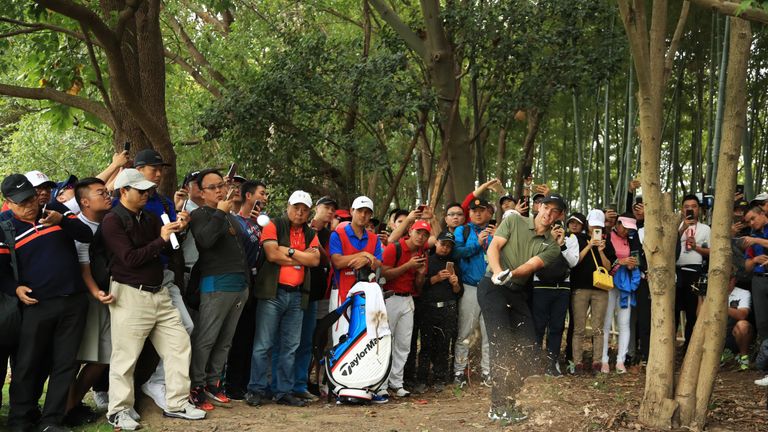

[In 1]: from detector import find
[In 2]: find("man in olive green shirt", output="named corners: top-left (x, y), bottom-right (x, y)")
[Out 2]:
top-left (479, 194), bottom-right (565, 423)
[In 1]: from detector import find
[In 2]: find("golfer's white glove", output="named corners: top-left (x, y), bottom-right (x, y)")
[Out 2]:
top-left (491, 269), bottom-right (512, 285)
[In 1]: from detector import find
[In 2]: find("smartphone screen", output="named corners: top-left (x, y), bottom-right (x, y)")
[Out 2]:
top-left (123, 141), bottom-right (131, 152)
top-left (685, 209), bottom-right (695, 220)
top-left (593, 228), bottom-right (602, 240)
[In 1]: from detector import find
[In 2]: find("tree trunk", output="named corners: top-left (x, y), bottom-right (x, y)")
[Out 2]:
top-left (674, 18), bottom-right (750, 430)
top-left (709, 17), bottom-right (730, 194)
top-left (497, 127), bottom-right (508, 186)
top-left (513, 108), bottom-right (544, 197)
top-left (617, 0), bottom-right (691, 428)
top-left (573, 91), bottom-right (588, 214)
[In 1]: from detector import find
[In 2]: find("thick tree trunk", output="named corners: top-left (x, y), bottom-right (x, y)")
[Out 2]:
top-left (674, 18), bottom-right (750, 430)
top-left (496, 127), bottom-right (508, 187)
top-left (617, 0), bottom-right (691, 428)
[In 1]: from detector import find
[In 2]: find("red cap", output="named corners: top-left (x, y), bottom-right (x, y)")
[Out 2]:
top-left (410, 220), bottom-right (432, 233)
top-left (335, 209), bottom-right (351, 220)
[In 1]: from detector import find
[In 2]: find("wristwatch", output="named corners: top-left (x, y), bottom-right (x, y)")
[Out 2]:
top-left (288, 248), bottom-right (295, 258)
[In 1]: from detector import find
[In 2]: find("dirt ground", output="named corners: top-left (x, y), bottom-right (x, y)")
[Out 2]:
top-left (137, 366), bottom-right (768, 432)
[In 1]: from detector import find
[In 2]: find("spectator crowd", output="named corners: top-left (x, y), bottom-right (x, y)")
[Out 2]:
top-left (2, 150), bottom-right (768, 431)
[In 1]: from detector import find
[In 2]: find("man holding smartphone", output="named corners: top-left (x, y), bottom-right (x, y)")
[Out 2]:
top-left (676, 195), bottom-right (711, 348)
top-left (452, 198), bottom-right (495, 388)
top-left (381, 220), bottom-right (430, 398)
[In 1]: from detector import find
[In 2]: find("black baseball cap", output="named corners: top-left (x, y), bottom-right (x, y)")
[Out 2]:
top-left (134, 149), bottom-right (171, 167)
top-left (469, 197), bottom-right (491, 210)
top-left (182, 170), bottom-right (201, 187)
top-left (52, 174), bottom-right (78, 198)
top-left (532, 193), bottom-right (546, 202)
top-left (316, 195), bottom-right (338, 209)
top-left (2, 174), bottom-right (37, 203)
top-left (499, 194), bottom-right (517, 205)
top-left (540, 194), bottom-right (567, 212)
top-left (437, 230), bottom-right (456, 244)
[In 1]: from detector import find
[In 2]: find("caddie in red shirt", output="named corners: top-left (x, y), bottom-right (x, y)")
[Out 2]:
top-left (380, 220), bottom-right (430, 398)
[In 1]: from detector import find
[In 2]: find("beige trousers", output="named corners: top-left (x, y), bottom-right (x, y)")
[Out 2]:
top-left (571, 288), bottom-right (609, 365)
top-left (107, 281), bottom-right (191, 415)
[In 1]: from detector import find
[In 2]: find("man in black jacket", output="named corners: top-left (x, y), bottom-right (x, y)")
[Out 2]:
top-left (2, 173), bottom-right (92, 432)
top-left (188, 169), bottom-right (249, 411)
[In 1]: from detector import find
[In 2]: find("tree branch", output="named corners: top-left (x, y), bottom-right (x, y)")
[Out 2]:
top-left (689, 0), bottom-right (768, 24)
top-left (664, 0), bottom-right (691, 82)
top-left (34, 0), bottom-right (118, 48)
top-left (115, 0), bottom-right (141, 41)
top-left (166, 15), bottom-right (227, 86)
top-left (180, 0), bottom-right (229, 34)
top-left (0, 83), bottom-right (114, 129)
top-left (81, 24), bottom-right (116, 126)
top-left (367, 0), bottom-right (427, 59)
top-left (163, 48), bottom-right (223, 98)
top-left (0, 16), bottom-right (90, 42)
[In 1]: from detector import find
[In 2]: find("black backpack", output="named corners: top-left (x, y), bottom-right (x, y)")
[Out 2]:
top-left (0, 217), bottom-right (22, 347)
top-left (89, 206), bottom-right (134, 292)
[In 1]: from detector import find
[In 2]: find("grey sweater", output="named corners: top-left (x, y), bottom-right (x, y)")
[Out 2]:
top-left (189, 206), bottom-right (248, 277)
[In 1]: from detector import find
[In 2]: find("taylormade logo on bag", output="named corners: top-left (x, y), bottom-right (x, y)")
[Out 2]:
top-left (339, 337), bottom-right (380, 376)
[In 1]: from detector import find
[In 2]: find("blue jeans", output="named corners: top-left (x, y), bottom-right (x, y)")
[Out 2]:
top-left (271, 300), bottom-right (317, 393)
top-left (248, 289), bottom-right (303, 399)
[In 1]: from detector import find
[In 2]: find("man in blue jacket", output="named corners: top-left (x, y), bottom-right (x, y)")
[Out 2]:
top-left (452, 198), bottom-right (494, 387)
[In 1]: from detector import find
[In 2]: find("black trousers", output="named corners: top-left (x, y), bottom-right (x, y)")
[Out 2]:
top-left (0, 343), bottom-right (16, 408)
top-left (675, 268), bottom-right (701, 345)
top-left (531, 288), bottom-right (570, 361)
top-left (8, 293), bottom-right (87, 429)
top-left (417, 302), bottom-right (458, 383)
top-left (404, 297), bottom-right (424, 384)
top-left (634, 280), bottom-right (651, 362)
top-left (224, 299), bottom-right (256, 394)
top-left (564, 295), bottom-right (575, 362)
top-left (478, 278), bottom-right (543, 408)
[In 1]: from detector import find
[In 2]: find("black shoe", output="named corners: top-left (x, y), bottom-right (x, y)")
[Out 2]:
top-left (412, 383), bottom-right (428, 394)
top-left (545, 361), bottom-right (563, 378)
top-left (224, 386), bottom-right (246, 401)
top-left (245, 391), bottom-right (265, 407)
top-left (276, 394), bottom-right (307, 407)
top-left (63, 403), bottom-right (98, 427)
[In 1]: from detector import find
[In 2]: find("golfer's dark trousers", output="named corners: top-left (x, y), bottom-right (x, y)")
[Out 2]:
top-left (8, 293), bottom-right (87, 429)
top-left (478, 277), bottom-right (542, 408)
top-left (404, 297), bottom-right (424, 384)
top-left (0, 342), bottom-right (16, 408)
top-left (417, 301), bottom-right (458, 383)
top-left (634, 279), bottom-right (651, 362)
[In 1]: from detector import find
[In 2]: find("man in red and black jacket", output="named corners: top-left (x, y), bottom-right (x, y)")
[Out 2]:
top-left (381, 220), bottom-right (430, 398)
top-left (1, 173), bottom-right (92, 432)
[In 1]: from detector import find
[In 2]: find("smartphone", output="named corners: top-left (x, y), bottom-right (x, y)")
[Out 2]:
top-left (592, 228), bottom-right (602, 241)
top-left (250, 199), bottom-right (263, 215)
top-left (446, 261), bottom-right (455, 274)
top-left (685, 209), bottom-right (695, 220)
top-left (630, 250), bottom-right (640, 259)
top-left (553, 220), bottom-right (564, 229)
top-left (417, 204), bottom-right (427, 212)
top-left (123, 141), bottom-right (131, 153)
top-left (635, 196), bottom-right (643, 204)
top-left (225, 187), bottom-right (236, 201)
top-left (226, 163), bottom-right (237, 179)
top-left (181, 198), bottom-right (189, 212)
top-left (488, 219), bottom-right (497, 226)
top-left (736, 184), bottom-right (744, 195)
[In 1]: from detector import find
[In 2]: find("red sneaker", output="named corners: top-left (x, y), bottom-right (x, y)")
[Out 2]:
top-left (204, 381), bottom-right (231, 405)
top-left (190, 385), bottom-right (216, 411)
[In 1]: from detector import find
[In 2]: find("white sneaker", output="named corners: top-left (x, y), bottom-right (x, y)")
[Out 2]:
top-left (390, 387), bottom-right (410, 397)
top-left (163, 402), bottom-right (207, 420)
top-left (141, 381), bottom-right (168, 410)
top-left (127, 407), bottom-right (141, 422)
top-left (92, 390), bottom-right (109, 411)
top-left (108, 409), bottom-right (142, 431)
top-left (755, 375), bottom-right (768, 386)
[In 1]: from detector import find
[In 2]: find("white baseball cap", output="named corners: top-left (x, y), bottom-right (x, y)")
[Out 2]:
top-left (351, 195), bottom-right (374, 212)
top-left (114, 169), bottom-right (157, 190)
top-left (586, 209), bottom-right (605, 227)
top-left (288, 190), bottom-right (312, 208)
top-left (24, 170), bottom-right (56, 188)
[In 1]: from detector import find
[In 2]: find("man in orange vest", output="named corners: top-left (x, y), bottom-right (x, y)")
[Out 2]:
top-left (328, 196), bottom-right (383, 344)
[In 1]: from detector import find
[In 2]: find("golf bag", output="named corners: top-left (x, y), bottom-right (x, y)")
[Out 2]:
top-left (313, 270), bottom-right (392, 404)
